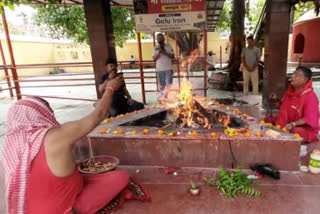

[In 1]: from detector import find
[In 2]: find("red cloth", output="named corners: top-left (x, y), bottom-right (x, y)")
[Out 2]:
top-left (74, 171), bottom-right (130, 214)
top-left (276, 80), bottom-right (319, 143)
top-left (2, 96), bottom-right (148, 213)
top-left (2, 97), bottom-right (59, 213)
top-left (27, 143), bottom-right (84, 214)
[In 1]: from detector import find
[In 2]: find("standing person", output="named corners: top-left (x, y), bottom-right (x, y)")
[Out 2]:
top-left (129, 55), bottom-right (136, 69)
top-left (241, 35), bottom-right (261, 95)
top-left (225, 35), bottom-right (232, 63)
top-left (207, 51), bottom-right (216, 71)
top-left (2, 76), bottom-right (150, 213)
top-left (152, 33), bottom-right (175, 100)
top-left (99, 58), bottom-right (144, 117)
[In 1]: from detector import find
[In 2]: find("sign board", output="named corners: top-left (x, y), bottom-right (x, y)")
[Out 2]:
top-left (133, 0), bottom-right (206, 32)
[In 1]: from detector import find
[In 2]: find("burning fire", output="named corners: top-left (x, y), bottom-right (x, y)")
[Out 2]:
top-left (219, 115), bottom-right (231, 127)
top-left (161, 49), bottom-right (231, 129)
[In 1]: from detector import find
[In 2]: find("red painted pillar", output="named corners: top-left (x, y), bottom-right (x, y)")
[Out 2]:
top-left (174, 33), bottom-right (181, 89)
top-left (220, 45), bottom-right (222, 69)
top-left (263, 0), bottom-right (291, 107)
top-left (203, 30), bottom-right (208, 96)
top-left (152, 32), bottom-right (156, 47)
top-left (137, 33), bottom-right (146, 104)
top-left (152, 32), bottom-right (159, 92)
top-left (1, 7), bottom-right (21, 99)
top-left (0, 38), bottom-right (13, 97)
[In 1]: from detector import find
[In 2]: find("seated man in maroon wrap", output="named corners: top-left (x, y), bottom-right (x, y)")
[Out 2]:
top-left (268, 66), bottom-right (319, 143)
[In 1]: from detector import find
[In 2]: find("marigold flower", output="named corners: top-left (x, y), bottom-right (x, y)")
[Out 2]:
top-left (211, 132), bottom-right (217, 137)
top-left (158, 129), bottom-right (164, 135)
top-left (188, 131), bottom-right (198, 136)
top-left (192, 131), bottom-right (198, 136)
top-left (293, 133), bottom-right (301, 139)
top-left (256, 131), bottom-right (262, 137)
top-left (245, 132), bottom-right (251, 137)
top-left (143, 129), bottom-right (150, 134)
top-left (104, 118), bottom-right (111, 123)
top-left (100, 129), bottom-right (107, 134)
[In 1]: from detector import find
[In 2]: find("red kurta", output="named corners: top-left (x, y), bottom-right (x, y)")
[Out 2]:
top-left (276, 80), bottom-right (319, 143)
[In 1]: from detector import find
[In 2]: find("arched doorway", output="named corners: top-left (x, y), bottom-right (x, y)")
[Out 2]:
top-left (294, 33), bottom-right (305, 54)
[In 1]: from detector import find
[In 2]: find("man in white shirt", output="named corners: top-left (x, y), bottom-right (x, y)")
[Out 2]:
top-left (129, 55), bottom-right (136, 69)
top-left (241, 35), bottom-right (261, 95)
top-left (207, 51), bottom-right (216, 71)
top-left (152, 33), bottom-right (175, 99)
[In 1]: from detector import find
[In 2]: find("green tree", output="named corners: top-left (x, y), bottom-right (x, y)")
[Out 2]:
top-left (216, 0), bottom-right (265, 35)
top-left (294, 1), bottom-right (315, 22)
top-left (245, 0), bottom-right (265, 36)
top-left (216, 0), bottom-right (232, 33)
top-left (33, 5), bottom-right (135, 47)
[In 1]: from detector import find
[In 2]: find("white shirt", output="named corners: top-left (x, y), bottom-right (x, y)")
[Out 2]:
top-left (152, 44), bottom-right (174, 72)
top-left (129, 57), bottom-right (136, 62)
top-left (207, 55), bottom-right (215, 66)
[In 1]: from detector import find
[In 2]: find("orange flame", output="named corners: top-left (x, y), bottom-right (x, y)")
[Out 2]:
top-left (219, 115), bottom-right (231, 127)
top-left (180, 49), bottom-right (199, 77)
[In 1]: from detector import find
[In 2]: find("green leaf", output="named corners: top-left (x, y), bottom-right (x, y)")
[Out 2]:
top-left (7, 3), bottom-right (15, 10)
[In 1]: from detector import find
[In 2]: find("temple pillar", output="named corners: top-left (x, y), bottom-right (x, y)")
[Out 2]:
top-left (83, 0), bottom-right (116, 98)
top-left (263, 0), bottom-right (291, 108)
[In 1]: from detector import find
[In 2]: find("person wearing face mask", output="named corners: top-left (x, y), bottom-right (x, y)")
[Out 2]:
top-left (152, 33), bottom-right (175, 101)
top-left (268, 66), bottom-right (319, 143)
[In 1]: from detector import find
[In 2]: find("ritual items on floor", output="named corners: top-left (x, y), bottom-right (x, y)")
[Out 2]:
top-left (250, 163), bottom-right (280, 180)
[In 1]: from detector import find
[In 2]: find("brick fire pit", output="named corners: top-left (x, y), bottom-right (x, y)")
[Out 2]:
top-left (87, 95), bottom-right (302, 171)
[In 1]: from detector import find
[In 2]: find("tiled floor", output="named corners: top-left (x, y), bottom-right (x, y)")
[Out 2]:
top-left (115, 165), bottom-right (320, 214)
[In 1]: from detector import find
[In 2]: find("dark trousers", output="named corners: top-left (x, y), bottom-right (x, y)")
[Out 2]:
top-left (109, 93), bottom-right (144, 117)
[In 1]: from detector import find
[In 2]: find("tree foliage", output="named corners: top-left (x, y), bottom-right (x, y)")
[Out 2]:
top-left (33, 5), bottom-right (135, 46)
top-left (217, 0), bottom-right (265, 36)
top-left (216, 0), bottom-right (232, 33)
top-left (294, 1), bottom-right (315, 22)
top-left (245, 0), bottom-right (265, 36)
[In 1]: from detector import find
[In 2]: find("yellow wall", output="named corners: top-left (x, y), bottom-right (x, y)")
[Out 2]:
top-left (0, 39), bottom-right (55, 77)
top-left (0, 34), bottom-right (293, 80)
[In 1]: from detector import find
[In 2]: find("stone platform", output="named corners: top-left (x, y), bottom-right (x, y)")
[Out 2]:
top-left (87, 96), bottom-right (302, 171)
